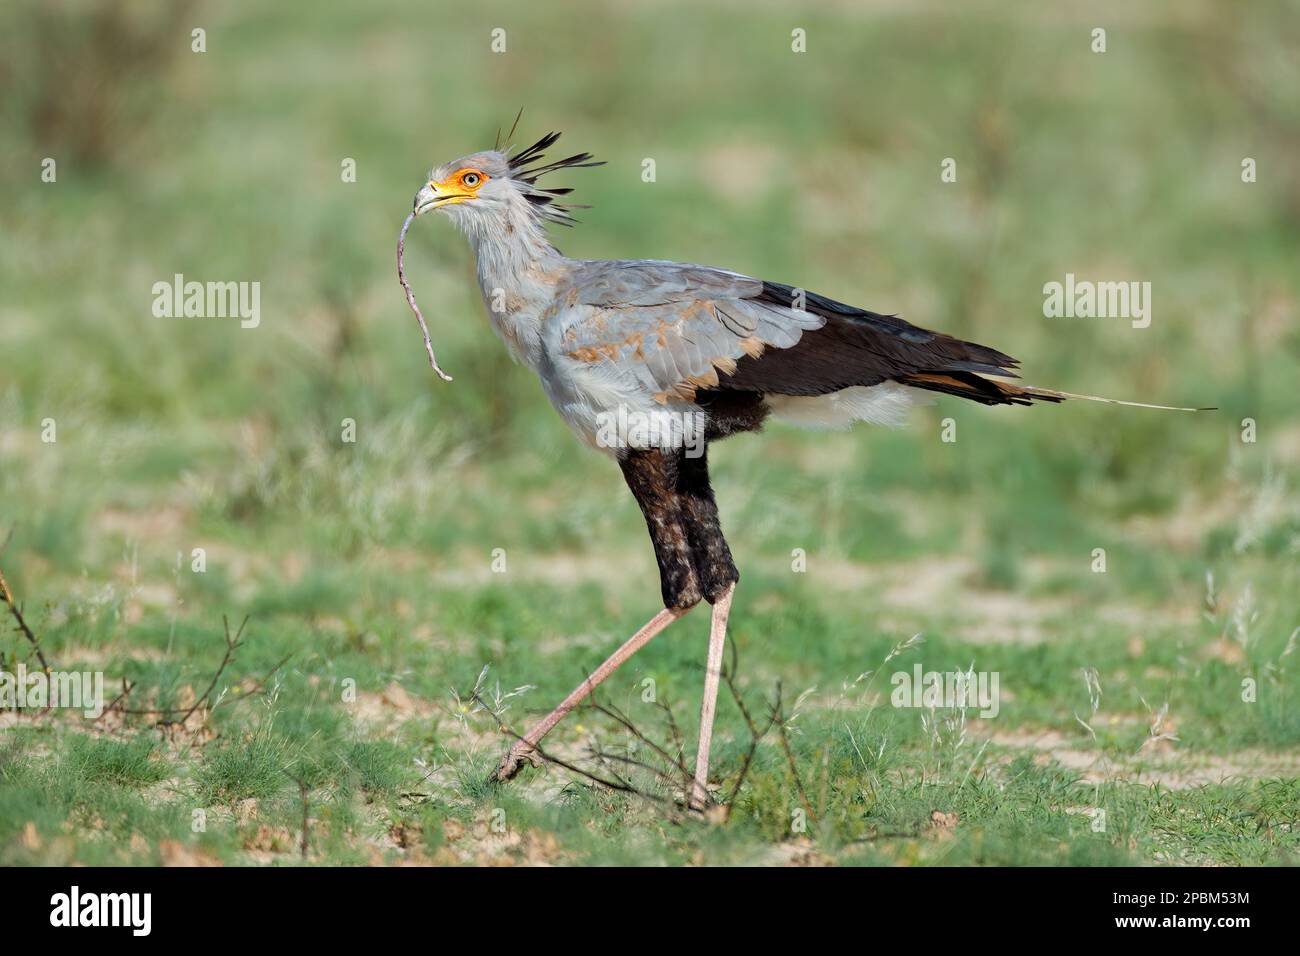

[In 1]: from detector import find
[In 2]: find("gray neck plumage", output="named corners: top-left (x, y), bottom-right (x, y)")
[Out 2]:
top-left (457, 194), bottom-right (566, 367)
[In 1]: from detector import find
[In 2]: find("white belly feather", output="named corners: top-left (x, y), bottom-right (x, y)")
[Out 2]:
top-left (765, 381), bottom-right (925, 430)
top-left (540, 351), bottom-right (922, 455)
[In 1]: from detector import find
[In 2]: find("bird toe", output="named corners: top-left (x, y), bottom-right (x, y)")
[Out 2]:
top-left (491, 745), bottom-right (543, 783)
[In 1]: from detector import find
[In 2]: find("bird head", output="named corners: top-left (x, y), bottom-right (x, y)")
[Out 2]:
top-left (413, 128), bottom-right (603, 233)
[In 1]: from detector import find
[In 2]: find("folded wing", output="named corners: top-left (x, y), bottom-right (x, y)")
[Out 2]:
top-left (557, 261), bottom-right (1054, 407)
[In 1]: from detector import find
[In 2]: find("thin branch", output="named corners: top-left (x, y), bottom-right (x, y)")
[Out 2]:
top-left (655, 696), bottom-right (687, 768)
top-left (585, 744), bottom-right (686, 787)
top-left (721, 642), bottom-right (777, 810)
top-left (0, 566), bottom-right (52, 673)
top-left (584, 748), bottom-right (642, 793)
top-left (584, 693), bottom-right (691, 779)
top-left (165, 614), bottom-right (246, 726)
top-left (472, 692), bottom-right (681, 809)
top-left (97, 677), bottom-right (134, 720)
top-left (282, 771), bottom-right (312, 860)
top-left (397, 211), bottom-right (453, 381)
top-left (771, 682), bottom-right (815, 821)
top-left (109, 621), bottom-right (287, 728)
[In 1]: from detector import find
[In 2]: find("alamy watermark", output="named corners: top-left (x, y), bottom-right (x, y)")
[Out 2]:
top-left (50, 886), bottom-right (151, 936)
top-left (152, 273), bottom-right (260, 328)
top-left (891, 664), bottom-right (1000, 718)
top-left (594, 406), bottom-right (706, 458)
top-left (1043, 273), bottom-right (1151, 329)
top-left (0, 664), bottom-right (105, 718)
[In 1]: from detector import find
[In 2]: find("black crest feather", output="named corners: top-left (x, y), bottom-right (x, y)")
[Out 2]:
top-left (504, 128), bottom-right (605, 225)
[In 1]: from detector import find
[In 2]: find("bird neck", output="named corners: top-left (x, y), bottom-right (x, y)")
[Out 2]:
top-left (461, 203), bottom-right (565, 366)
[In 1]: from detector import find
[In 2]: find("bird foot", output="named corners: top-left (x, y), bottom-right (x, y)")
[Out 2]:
top-left (686, 782), bottom-right (718, 814)
top-left (491, 744), bottom-right (544, 783)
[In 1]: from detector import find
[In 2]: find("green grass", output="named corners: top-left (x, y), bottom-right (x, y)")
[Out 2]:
top-left (0, 0), bottom-right (1297, 865)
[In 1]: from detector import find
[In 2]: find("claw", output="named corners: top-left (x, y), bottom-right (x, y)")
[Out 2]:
top-left (491, 744), bottom-right (544, 783)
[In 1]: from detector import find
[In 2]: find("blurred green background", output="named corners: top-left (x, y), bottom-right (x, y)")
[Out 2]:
top-left (0, 0), bottom-right (1297, 865)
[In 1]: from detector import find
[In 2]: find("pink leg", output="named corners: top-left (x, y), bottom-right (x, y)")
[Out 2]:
top-left (494, 604), bottom-right (692, 781)
top-left (690, 583), bottom-right (735, 809)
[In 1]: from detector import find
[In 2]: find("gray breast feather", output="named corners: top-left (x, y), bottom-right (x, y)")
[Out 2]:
top-left (556, 260), bottom-right (824, 401)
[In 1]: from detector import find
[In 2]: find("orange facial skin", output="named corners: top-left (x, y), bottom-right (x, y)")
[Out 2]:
top-left (427, 168), bottom-right (489, 206)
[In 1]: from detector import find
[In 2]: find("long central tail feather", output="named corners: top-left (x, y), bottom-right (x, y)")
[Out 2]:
top-left (897, 371), bottom-right (1214, 412)
top-left (1009, 383), bottom-right (1215, 413)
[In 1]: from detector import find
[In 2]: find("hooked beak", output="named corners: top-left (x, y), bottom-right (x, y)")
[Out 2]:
top-left (412, 183), bottom-right (439, 216)
top-left (413, 178), bottom-right (474, 216)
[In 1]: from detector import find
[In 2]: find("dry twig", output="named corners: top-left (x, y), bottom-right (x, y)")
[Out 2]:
top-left (771, 682), bottom-right (815, 822)
top-left (397, 212), bottom-right (453, 381)
top-left (0, 566), bottom-right (52, 673)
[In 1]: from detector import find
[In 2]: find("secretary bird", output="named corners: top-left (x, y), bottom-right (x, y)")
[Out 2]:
top-left (402, 126), bottom-right (1204, 809)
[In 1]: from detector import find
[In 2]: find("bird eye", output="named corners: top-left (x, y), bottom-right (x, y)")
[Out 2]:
top-left (462, 171), bottom-right (482, 187)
